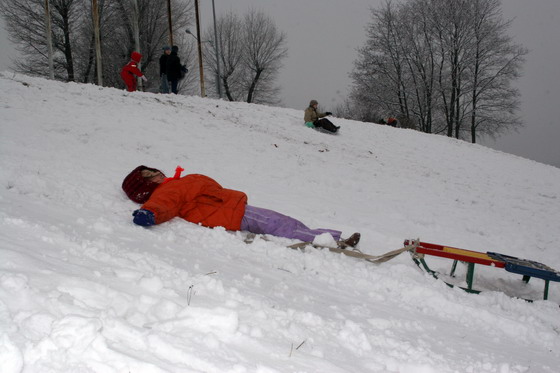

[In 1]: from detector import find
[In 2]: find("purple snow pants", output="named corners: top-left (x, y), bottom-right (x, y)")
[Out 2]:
top-left (240, 205), bottom-right (341, 242)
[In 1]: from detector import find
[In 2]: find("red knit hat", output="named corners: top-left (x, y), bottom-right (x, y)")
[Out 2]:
top-left (131, 51), bottom-right (142, 63)
top-left (122, 165), bottom-right (165, 204)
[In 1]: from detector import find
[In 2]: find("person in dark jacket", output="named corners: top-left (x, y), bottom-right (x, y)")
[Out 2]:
top-left (159, 46), bottom-right (171, 93)
top-left (166, 46), bottom-right (182, 94)
top-left (122, 165), bottom-right (361, 248)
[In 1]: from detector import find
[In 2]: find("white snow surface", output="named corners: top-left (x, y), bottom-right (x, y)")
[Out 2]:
top-left (1, 72), bottom-right (560, 373)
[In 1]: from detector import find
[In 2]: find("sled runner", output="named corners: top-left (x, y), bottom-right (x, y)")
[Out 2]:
top-left (405, 239), bottom-right (560, 300)
top-left (314, 127), bottom-right (340, 135)
top-left (313, 118), bottom-right (339, 134)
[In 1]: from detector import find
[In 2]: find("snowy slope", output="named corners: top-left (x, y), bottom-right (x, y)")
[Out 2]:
top-left (1, 72), bottom-right (559, 373)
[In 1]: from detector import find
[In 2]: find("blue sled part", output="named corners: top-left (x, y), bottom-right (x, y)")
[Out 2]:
top-left (487, 252), bottom-right (560, 282)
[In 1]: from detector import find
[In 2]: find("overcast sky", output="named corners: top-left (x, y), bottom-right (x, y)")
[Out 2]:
top-left (1, 0), bottom-right (558, 168)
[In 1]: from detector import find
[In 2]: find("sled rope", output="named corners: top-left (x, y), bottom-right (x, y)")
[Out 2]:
top-left (287, 239), bottom-right (419, 264)
top-left (243, 232), bottom-right (419, 264)
top-left (356, 239), bottom-right (419, 264)
top-left (362, 242), bottom-right (418, 264)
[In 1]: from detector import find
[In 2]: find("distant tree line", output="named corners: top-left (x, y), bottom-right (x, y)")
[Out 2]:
top-left (339, 0), bottom-right (527, 143)
top-left (0, 1), bottom-right (287, 104)
top-left (0, 0), bottom-right (193, 91)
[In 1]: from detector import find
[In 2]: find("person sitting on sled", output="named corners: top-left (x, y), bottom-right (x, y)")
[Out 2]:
top-left (304, 100), bottom-right (339, 133)
top-left (122, 165), bottom-right (360, 248)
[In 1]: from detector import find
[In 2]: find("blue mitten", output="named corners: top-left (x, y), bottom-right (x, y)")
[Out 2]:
top-left (132, 209), bottom-right (155, 226)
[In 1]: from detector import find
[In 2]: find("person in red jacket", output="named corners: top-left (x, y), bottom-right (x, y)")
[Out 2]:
top-left (387, 117), bottom-right (398, 127)
top-left (122, 165), bottom-right (361, 247)
top-left (120, 51), bottom-right (147, 92)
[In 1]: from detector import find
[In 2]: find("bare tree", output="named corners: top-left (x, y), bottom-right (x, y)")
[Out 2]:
top-left (351, 1), bottom-right (431, 129)
top-left (202, 11), bottom-right (245, 101)
top-left (241, 9), bottom-right (287, 104)
top-left (349, 0), bottom-right (525, 143)
top-left (399, 0), bottom-right (439, 133)
top-left (466, 0), bottom-right (526, 142)
top-left (202, 9), bottom-right (287, 104)
top-left (0, 0), bottom-right (80, 80)
top-left (50, 0), bottom-right (78, 81)
top-left (349, 8), bottom-right (393, 123)
top-left (427, 0), bottom-right (474, 137)
top-left (172, 37), bottom-right (198, 95)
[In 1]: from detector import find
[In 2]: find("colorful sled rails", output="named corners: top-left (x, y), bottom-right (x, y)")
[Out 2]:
top-left (246, 233), bottom-right (560, 301)
top-left (405, 239), bottom-right (560, 301)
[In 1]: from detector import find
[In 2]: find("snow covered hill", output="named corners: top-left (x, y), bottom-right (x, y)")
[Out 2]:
top-left (1, 72), bottom-right (559, 373)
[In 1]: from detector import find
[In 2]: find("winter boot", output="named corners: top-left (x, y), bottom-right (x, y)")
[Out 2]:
top-left (338, 232), bottom-right (361, 249)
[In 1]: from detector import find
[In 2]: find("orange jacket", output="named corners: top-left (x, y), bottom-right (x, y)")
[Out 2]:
top-left (141, 174), bottom-right (247, 230)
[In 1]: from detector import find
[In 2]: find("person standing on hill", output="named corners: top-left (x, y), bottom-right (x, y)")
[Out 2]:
top-left (304, 100), bottom-right (339, 133)
top-left (120, 51), bottom-right (147, 92)
top-left (159, 46), bottom-right (172, 94)
top-left (166, 46), bottom-right (182, 94)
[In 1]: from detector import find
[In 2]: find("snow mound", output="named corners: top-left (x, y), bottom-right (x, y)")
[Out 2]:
top-left (1, 72), bottom-right (560, 372)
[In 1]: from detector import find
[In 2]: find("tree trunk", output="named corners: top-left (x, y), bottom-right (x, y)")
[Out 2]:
top-left (222, 77), bottom-right (235, 101)
top-left (60, 6), bottom-right (75, 81)
top-left (83, 33), bottom-right (96, 83)
top-left (246, 68), bottom-right (262, 103)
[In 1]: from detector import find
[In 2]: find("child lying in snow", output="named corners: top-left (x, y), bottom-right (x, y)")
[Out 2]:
top-left (122, 165), bottom-right (360, 248)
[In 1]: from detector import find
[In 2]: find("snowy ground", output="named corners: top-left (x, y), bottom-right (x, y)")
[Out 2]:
top-left (1, 72), bottom-right (559, 373)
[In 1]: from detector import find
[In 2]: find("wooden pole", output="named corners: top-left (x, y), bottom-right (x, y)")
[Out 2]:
top-left (194, 0), bottom-right (205, 97)
top-left (211, 0), bottom-right (222, 98)
top-left (92, 0), bottom-right (103, 85)
top-left (131, 0), bottom-right (142, 90)
top-left (166, 0), bottom-right (173, 46)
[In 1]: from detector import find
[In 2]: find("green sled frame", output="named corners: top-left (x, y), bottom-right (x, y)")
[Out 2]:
top-left (404, 239), bottom-right (560, 301)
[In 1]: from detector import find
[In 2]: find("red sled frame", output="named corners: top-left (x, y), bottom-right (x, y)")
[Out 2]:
top-left (404, 239), bottom-right (560, 301)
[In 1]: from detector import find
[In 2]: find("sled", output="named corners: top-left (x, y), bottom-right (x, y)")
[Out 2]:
top-left (313, 118), bottom-right (339, 134)
top-left (405, 239), bottom-right (560, 300)
top-left (314, 127), bottom-right (340, 135)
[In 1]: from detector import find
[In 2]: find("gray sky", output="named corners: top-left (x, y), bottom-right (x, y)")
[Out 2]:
top-left (479, 0), bottom-right (560, 168)
top-left (1, 0), bottom-right (558, 168)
